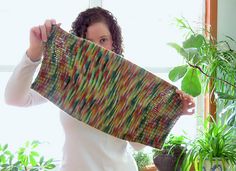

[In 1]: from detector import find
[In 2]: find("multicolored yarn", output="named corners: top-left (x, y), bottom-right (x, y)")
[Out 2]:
top-left (31, 25), bottom-right (183, 148)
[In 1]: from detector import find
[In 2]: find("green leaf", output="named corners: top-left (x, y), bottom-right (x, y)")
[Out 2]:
top-left (1, 163), bottom-right (9, 167)
top-left (30, 154), bottom-right (37, 166)
top-left (3, 144), bottom-right (8, 151)
top-left (168, 65), bottom-right (188, 82)
top-left (167, 42), bottom-right (188, 58)
top-left (184, 48), bottom-right (200, 64)
top-left (183, 34), bottom-right (205, 49)
top-left (5, 150), bottom-right (12, 156)
top-left (45, 164), bottom-right (56, 169)
top-left (31, 141), bottom-right (40, 149)
top-left (0, 155), bottom-right (6, 163)
top-left (226, 112), bottom-right (236, 126)
top-left (11, 167), bottom-right (18, 171)
top-left (175, 18), bottom-right (189, 29)
top-left (44, 158), bottom-right (54, 166)
top-left (215, 92), bottom-right (236, 100)
top-left (13, 161), bottom-right (21, 166)
top-left (30, 151), bottom-right (39, 157)
top-left (39, 156), bottom-right (44, 165)
top-left (181, 68), bottom-right (201, 97)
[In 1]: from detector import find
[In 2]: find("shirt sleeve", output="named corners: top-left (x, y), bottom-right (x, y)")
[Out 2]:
top-left (129, 142), bottom-right (147, 151)
top-left (4, 52), bottom-right (47, 107)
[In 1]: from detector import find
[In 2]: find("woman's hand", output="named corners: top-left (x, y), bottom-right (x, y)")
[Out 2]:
top-left (26, 19), bottom-right (59, 62)
top-left (176, 89), bottom-right (195, 115)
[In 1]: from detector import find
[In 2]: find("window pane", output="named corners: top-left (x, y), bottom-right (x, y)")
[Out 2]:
top-left (0, 72), bottom-right (64, 160)
top-left (0, 0), bottom-right (89, 65)
top-left (103, 0), bottom-right (203, 68)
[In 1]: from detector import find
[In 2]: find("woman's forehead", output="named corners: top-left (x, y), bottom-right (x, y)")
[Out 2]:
top-left (86, 22), bottom-right (111, 39)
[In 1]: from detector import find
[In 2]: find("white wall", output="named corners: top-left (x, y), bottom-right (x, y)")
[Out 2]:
top-left (218, 0), bottom-right (236, 49)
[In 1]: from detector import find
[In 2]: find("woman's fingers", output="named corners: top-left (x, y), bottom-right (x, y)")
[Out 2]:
top-left (39, 25), bottom-right (47, 42)
top-left (176, 89), bottom-right (196, 115)
top-left (186, 108), bottom-right (195, 115)
top-left (31, 26), bottom-right (41, 40)
top-left (183, 102), bottom-right (195, 115)
top-left (39, 19), bottom-right (57, 42)
top-left (27, 19), bottom-right (59, 61)
top-left (44, 19), bottom-right (57, 37)
top-left (44, 20), bottom-right (53, 38)
top-left (188, 102), bottom-right (195, 108)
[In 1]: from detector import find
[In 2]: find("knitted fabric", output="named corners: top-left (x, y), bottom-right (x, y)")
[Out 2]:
top-left (31, 25), bottom-right (183, 148)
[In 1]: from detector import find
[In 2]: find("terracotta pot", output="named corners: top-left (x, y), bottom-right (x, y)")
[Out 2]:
top-left (142, 164), bottom-right (157, 171)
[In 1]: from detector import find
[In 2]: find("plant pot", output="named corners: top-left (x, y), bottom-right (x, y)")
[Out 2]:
top-left (153, 154), bottom-right (181, 171)
top-left (203, 159), bottom-right (231, 171)
top-left (142, 164), bottom-right (157, 171)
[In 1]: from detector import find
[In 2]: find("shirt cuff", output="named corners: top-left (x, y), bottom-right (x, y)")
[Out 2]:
top-left (24, 52), bottom-right (42, 66)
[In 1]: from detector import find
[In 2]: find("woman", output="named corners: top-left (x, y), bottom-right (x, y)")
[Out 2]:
top-left (5, 7), bottom-right (195, 171)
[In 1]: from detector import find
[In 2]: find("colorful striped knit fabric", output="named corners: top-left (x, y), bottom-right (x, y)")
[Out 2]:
top-left (31, 25), bottom-right (183, 149)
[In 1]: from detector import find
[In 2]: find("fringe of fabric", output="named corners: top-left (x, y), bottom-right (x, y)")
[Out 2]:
top-left (31, 25), bottom-right (183, 148)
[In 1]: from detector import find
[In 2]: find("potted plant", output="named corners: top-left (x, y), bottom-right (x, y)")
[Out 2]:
top-left (168, 17), bottom-right (236, 118)
top-left (167, 18), bottom-right (236, 170)
top-left (0, 140), bottom-right (56, 171)
top-left (152, 134), bottom-right (188, 171)
top-left (133, 151), bottom-right (157, 171)
top-left (181, 116), bottom-right (236, 171)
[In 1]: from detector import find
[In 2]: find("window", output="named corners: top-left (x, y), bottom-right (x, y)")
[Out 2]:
top-left (103, 0), bottom-right (203, 68)
top-left (0, 72), bottom-right (63, 159)
top-left (0, 0), bottom-right (203, 161)
top-left (0, 0), bottom-right (89, 160)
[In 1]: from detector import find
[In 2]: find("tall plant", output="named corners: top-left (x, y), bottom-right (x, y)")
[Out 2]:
top-left (168, 19), bottom-right (236, 170)
top-left (168, 18), bottom-right (236, 121)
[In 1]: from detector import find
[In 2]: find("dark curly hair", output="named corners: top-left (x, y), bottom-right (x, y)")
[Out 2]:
top-left (71, 7), bottom-right (123, 55)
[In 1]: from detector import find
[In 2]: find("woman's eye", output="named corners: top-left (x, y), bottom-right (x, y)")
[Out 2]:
top-left (100, 38), bottom-right (107, 44)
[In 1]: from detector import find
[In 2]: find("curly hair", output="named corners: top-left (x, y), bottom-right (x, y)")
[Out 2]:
top-left (71, 7), bottom-right (123, 55)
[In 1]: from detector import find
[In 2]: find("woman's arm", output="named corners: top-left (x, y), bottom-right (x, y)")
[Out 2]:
top-left (4, 53), bottom-right (47, 107)
top-left (5, 19), bottom-right (59, 107)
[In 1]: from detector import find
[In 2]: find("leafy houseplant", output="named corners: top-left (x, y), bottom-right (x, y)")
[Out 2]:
top-left (0, 140), bottom-right (56, 171)
top-left (167, 18), bottom-right (236, 170)
top-left (168, 18), bottom-right (236, 121)
top-left (181, 116), bottom-right (236, 171)
top-left (152, 134), bottom-right (188, 171)
top-left (132, 151), bottom-right (153, 171)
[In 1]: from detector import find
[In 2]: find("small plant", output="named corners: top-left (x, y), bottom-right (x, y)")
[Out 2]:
top-left (0, 140), bottom-right (56, 171)
top-left (182, 116), bottom-right (236, 171)
top-left (153, 134), bottom-right (187, 157)
top-left (152, 134), bottom-right (188, 171)
top-left (133, 151), bottom-right (152, 171)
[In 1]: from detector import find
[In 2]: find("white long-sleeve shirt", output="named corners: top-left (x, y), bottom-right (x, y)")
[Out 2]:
top-left (4, 53), bottom-right (143, 171)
